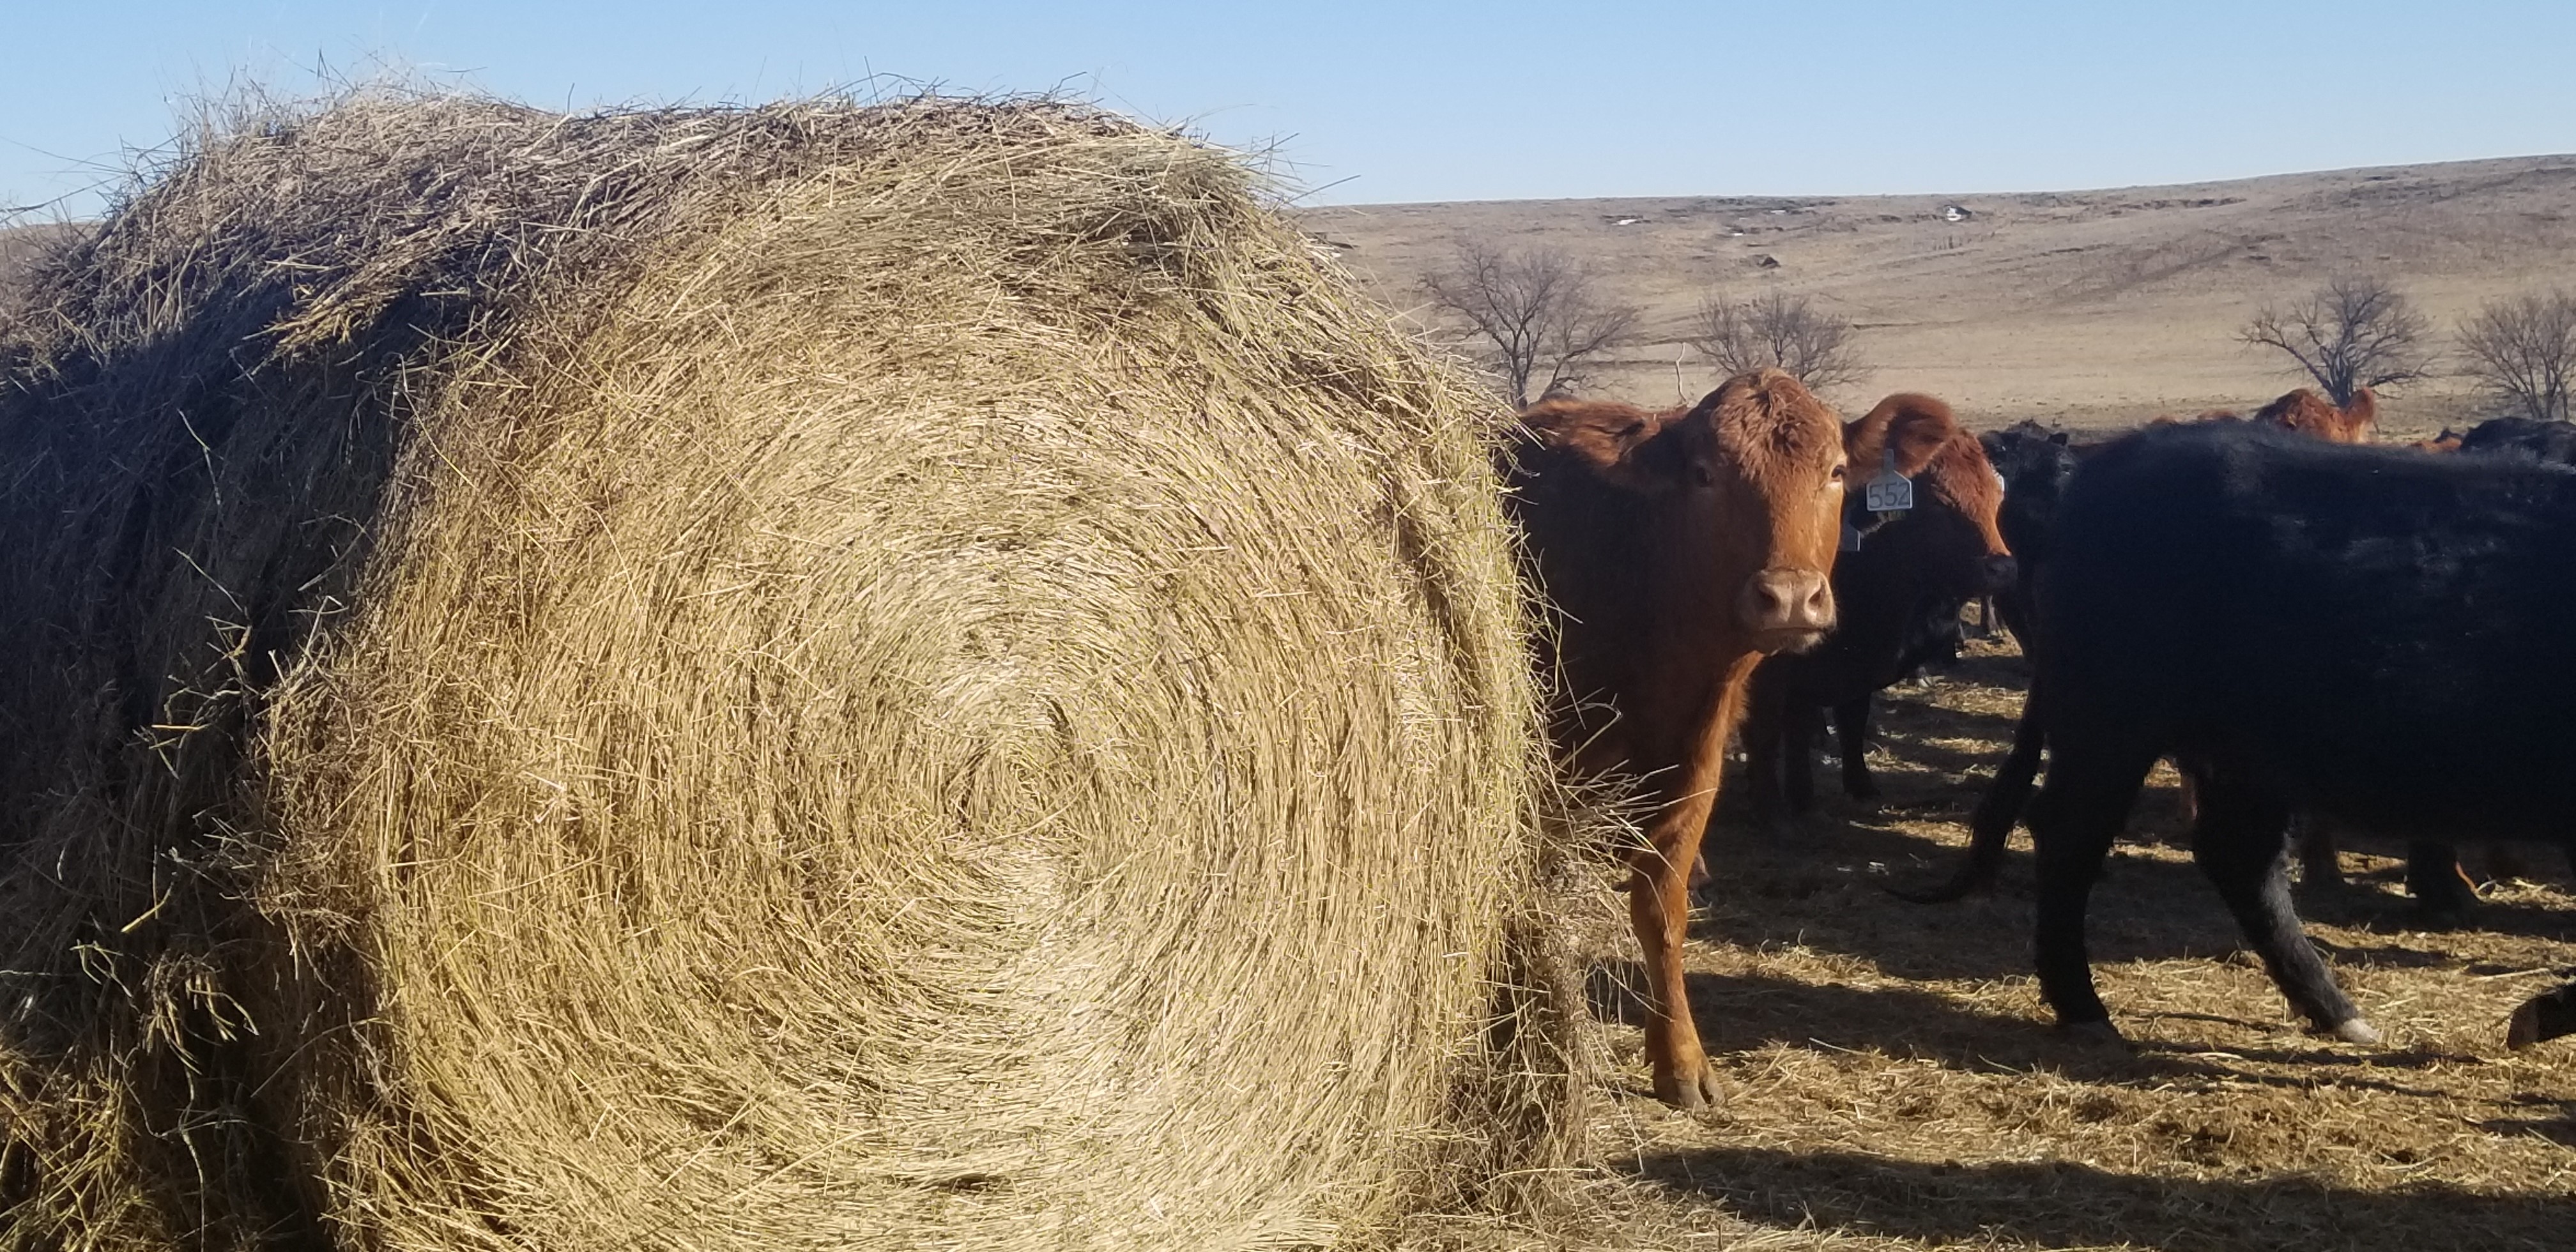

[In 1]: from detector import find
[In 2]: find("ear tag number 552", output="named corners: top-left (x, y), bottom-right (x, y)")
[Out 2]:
top-left (1864, 449), bottom-right (1913, 515)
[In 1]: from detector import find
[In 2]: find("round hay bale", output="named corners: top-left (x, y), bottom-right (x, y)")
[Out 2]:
top-left (0, 93), bottom-right (1569, 1249)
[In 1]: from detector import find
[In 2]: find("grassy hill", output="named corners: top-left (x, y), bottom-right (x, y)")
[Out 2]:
top-left (1301, 155), bottom-right (2576, 435)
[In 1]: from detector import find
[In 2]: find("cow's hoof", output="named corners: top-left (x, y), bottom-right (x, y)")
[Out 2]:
top-left (2509, 1002), bottom-right (2542, 1050)
top-left (2328, 1017), bottom-right (2382, 1046)
top-left (2059, 1019), bottom-right (2129, 1050)
top-left (1654, 1064), bottom-right (1725, 1111)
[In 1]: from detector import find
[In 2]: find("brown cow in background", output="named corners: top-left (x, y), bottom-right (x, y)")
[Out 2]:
top-left (2250, 386), bottom-right (2378, 443)
top-left (1508, 369), bottom-right (1848, 1108)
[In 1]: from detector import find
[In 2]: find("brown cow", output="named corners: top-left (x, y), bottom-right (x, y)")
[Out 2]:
top-left (1740, 394), bottom-right (2014, 828)
top-left (1508, 369), bottom-right (1846, 1108)
top-left (2251, 386), bottom-right (2377, 443)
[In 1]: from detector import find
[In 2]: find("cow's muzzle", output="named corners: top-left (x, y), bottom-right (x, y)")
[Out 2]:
top-left (1736, 566), bottom-right (1835, 651)
top-left (1980, 554), bottom-right (2019, 593)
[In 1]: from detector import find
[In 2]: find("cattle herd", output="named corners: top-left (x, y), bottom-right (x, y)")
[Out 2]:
top-left (1505, 369), bottom-right (2576, 1109)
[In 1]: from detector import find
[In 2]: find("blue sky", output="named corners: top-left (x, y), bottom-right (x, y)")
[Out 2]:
top-left (6, 1), bottom-right (2573, 218)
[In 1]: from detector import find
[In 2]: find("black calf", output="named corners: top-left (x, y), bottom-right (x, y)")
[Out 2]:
top-left (1958, 421), bottom-right (2576, 1045)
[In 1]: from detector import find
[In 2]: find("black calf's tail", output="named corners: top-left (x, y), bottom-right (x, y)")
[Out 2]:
top-left (1892, 694), bottom-right (2044, 903)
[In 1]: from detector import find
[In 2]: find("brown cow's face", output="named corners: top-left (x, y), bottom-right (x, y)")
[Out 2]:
top-left (1515, 371), bottom-right (1848, 653)
top-left (1842, 395), bottom-right (2014, 598)
top-left (1890, 433), bottom-right (2017, 596)
top-left (1698, 372), bottom-right (1848, 652)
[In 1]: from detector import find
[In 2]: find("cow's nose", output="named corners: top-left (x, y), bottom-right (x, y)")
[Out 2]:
top-left (1982, 554), bottom-right (2019, 593)
top-left (1737, 567), bottom-right (1836, 648)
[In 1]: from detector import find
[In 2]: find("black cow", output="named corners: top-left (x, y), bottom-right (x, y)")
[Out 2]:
top-left (1978, 422), bottom-right (2080, 647)
top-left (2299, 415), bottom-right (2576, 908)
top-left (2460, 416), bottom-right (2576, 464)
top-left (1933, 420), bottom-right (2576, 1047)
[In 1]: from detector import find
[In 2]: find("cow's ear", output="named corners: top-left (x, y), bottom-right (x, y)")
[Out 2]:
top-left (1519, 399), bottom-right (1678, 491)
top-left (1883, 410), bottom-right (1954, 477)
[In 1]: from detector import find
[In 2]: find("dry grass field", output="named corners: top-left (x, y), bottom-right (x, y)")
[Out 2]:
top-left (1303, 155), bottom-right (2576, 437)
top-left (1405, 633), bottom-right (2576, 1252)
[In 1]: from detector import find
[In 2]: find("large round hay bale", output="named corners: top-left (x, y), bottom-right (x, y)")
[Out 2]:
top-left (0, 93), bottom-right (1566, 1249)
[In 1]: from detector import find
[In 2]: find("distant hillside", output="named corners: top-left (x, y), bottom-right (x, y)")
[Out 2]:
top-left (1301, 155), bottom-right (2576, 434)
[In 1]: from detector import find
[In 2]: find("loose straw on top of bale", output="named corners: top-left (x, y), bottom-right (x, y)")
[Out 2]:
top-left (0, 90), bottom-right (1586, 1250)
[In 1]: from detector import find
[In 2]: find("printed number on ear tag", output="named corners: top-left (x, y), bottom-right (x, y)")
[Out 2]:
top-left (1864, 470), bottom-right (1913, 514)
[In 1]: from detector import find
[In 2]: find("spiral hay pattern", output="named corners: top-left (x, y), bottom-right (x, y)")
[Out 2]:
top-left (0, 93), bottom-right (1570, 1249)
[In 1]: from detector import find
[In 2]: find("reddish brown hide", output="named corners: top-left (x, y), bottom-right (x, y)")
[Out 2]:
top-left (1507, 369), bottom-right (1848, 1108)
top-left (2252, 386), bottom-right (2378, 443)
top-left (1739, 394), bottom-right (2014, 828)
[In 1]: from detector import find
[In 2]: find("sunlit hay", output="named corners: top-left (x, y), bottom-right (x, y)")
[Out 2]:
top-left (0, 89), bottom-right (1581, 1249)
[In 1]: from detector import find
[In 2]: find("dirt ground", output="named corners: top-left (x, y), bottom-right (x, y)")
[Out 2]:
top-left (1302, 155), bottom-right (2576, 438)
top-left (1417, 632), bottom-right (2576, 1251)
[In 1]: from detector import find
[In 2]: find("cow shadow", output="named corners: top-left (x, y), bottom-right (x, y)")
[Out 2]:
top-left (1586, 962), bottom-right (2469, 1101)
top-left (1696, 805), bottom-right (2240, 984)
top-left (1630, 1145), bottom-right (2563, 1252)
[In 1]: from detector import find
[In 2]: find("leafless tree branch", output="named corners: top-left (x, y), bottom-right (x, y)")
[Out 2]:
top-left (2239, 275), bottom-right (2434, 405)
top-left (2457, 291), bottom-right (2576, 423)
top-left (1419, 241), bottom-right (1641, 408)
top-left (1685, 289), bottom-right (1868, 392)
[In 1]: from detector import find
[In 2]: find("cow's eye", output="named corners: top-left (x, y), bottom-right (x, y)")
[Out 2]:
top-left (1829, 464), bottom-right (1848, 485)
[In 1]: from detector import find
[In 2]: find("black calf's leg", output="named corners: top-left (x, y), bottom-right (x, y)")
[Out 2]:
top-left (1739, 675), bottom-right (1791, 836)
top-left (2190, 776), bottom-right (2373, 1042)
top-left (2404, 841), bottom-right (2478, 919)
top-left (2292, 813), bottom-right (2344, 891)
top-left (1784, 699), bottom-right (1820, 816)
top-left (1836, 696), bottom-right (1880, 800)
top-left (2025, 758), bottom-right (2148, 1037)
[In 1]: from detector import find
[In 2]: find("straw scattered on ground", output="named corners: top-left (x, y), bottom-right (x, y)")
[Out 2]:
top-left (1409, 632), bottom-right (2576, 1252)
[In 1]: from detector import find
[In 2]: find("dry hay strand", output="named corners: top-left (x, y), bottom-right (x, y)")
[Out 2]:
top-left (0, 89), bottom-right (1588, 1249)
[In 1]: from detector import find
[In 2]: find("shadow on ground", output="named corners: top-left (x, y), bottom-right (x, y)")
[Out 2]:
top-left (1633, 1145), bottom-right (2561, 1252)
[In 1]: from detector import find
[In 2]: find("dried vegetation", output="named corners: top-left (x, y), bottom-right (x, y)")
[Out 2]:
top-left (0, 90), bottom-right (1586, 1249)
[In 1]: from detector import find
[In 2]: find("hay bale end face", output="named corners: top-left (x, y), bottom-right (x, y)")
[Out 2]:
top-left (0, 94), bottom-right (1563, 1249)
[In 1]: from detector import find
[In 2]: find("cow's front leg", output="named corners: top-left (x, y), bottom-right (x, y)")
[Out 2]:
top-left (1627, 844), bottom-right (1716, 1108)
top-left (1629, 657), bottom-right (1759, 1109)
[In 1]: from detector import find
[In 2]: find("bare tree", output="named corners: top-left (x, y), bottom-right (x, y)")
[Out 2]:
top-left (2239, 276), bottom-right (2434, 405)
top-left (2458, 291), bottom-right (2576, 422)
top-left (1686, 290), bottom-right (1867, 390)
top-left (1418, 242), bottom-right (1641, 408)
